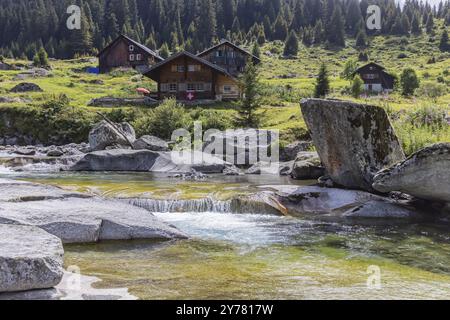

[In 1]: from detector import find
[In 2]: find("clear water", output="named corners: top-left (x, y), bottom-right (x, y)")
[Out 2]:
top-left (1, 168), bottom-right (450, 300)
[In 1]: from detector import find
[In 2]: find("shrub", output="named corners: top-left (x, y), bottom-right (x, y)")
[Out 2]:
top-left (191, 109), bottom-right (233, 131)
top-left (132, 98), bottom-right (193, 140)
top-left (400, 68), bottom-right (420, 96)
top-left (416, 82), bottom-right (447, 101)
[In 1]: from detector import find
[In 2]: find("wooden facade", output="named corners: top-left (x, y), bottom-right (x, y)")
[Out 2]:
top-left (143, 51), bottom-right (240, 101)
top-left (97, 34), bottom-right (163, 74)
top-left (197, 40), bottom-right (261, 77)
top-left (355, 62), bottom-right (395, 93)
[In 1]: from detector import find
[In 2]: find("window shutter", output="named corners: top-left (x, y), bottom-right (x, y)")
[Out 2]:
top-left (171, 65), bottom-right (177, 72)
top-left (160, 83), bottom-right (168, 92)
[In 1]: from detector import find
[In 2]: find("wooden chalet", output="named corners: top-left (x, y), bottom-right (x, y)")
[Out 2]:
top-left (197, 39), bottom-right (261, 77)
top-left (143, 51), bottom-right (241, 101)
top-left (97, 34), bottom-right (163, 73)
top-left (355, 62), bottom-right (395, 93)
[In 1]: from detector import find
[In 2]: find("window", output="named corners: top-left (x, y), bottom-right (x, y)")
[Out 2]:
top-left (228, 51), bottom-right (235, 58)
top-left (196, 83), bottom-right (204, 91)
top-left (129, 54), bottom-right (135, 61)
top-left (364, 73), bottom-right (378, 80)
top-left (169, 83), bottom-right (177, 92)
top-left (223, 85), bottom-right (233, 93)
top-left (136, 54), bottom-right (142, 61)
top-left (187, 83), bottom-right (205, 91)
top-left (188, 65), bottom-right (201, 72)
top-left (129, 45), bottom-right (134, 52)
top-left (216, 50), bottom-right (224, 57)
top-left (177, 65), bottom-right (185, 72)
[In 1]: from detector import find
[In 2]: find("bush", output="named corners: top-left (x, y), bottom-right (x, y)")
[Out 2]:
top-left (405, 104), bottom-right (448, 130)
top-left (132, 98), bottom-right (193, 140)
top-left (190, 109), bottom-right (233, 132)
top-left (416, 82), bottom-right (447, 101)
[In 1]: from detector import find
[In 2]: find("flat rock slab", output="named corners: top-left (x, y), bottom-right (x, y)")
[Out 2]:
top-left (300, 99), bottom-right (405, 191)
top-left (0, 179), bottom-right (89, 202)
top-left (0, 272), bottom-right (136, 300)
top-left (373, 143), bottom-right (450, 203)
top-left (0, 197), bottom-right (187, 243)
top-left (0, 224), bottom-right (64, 292)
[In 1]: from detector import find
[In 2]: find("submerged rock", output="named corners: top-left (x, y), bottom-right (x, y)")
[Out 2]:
top-left (0, 224), bottom-right (64, 292)
top-left (300, 99), bottom-right (405, 191)
top-left (89, 120), bottom-right (136, 151)
top-left (373, 143), bottom-right (450, 203)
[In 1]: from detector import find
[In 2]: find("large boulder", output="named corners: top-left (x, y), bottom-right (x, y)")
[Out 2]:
top-left (373, 143), bottom-right (450, 203)
top-left (280, 141), bottom-right (312, 161)
top-left (88, 120), bottom-right (136, 151)
top-left (132, 135), bottom-right (169, 151)
top-left (10, 82), bottom-right (43, 93)
top-left (290, 151), bottom-right (325, 180)
top-left (300, 99), bottom-right (405, 191)
top-left (69, 149), bottom-right (231, 174)
top-left (203, 129), bottom-right (277, 166)
top-left (265, 185), bottom-right (422, 219)
top-left (0, 224), bottom-right (64, 292)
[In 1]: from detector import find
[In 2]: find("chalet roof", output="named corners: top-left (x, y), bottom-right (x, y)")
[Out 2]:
top-left (197, 39), bottom-right (261, 62)
top-left (142, 51), bottom-right (237, 80)
top-left (355, 62), bottom-right (386, 73)
top-left (97, 34), bottom-right (163, 61)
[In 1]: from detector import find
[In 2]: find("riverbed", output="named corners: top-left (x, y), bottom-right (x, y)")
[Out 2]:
top-left (1, 168), bottom-right (450, 300)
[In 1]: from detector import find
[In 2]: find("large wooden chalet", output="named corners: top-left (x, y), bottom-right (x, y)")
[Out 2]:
top-left (197, 39), bottom-right (261, 77)
top-left (97, 34), bottom-right (163, 73)
top-left (143, 51), bottom-right (240, 101)
top-left (355, 62), bottom-right (395, 93)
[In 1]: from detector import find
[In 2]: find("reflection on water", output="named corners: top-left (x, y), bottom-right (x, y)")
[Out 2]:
top-left (1, 169), bottom-right (450, 299)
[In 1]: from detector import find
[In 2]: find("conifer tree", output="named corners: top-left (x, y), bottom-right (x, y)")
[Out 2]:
top-left (439, 29), bottom-right (449, 52)
top-left (235, 60), bottom-right (262, 128)
top-left (284, 31), bottom-right (299, 56)
top-left (314, 63), bottom-right (330, 98)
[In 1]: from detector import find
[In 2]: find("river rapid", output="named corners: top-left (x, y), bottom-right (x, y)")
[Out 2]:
top-left (1, 168), bottom-right (449, 300)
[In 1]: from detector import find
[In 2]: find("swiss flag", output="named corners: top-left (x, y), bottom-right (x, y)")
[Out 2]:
top-left (186, 92), bottom-right (195, 101)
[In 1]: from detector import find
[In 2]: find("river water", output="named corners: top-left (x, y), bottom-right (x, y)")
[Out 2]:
top-left (1, 169), bottom-right (450, 299)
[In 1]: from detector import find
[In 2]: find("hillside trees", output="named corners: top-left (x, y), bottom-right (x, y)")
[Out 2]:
top-left (0, 0), bottom-right (448, 59)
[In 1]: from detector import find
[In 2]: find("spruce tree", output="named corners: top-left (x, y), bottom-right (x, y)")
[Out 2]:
top-left (159, 43), bottom-right (170, 59)
top-left (327, 7), bottom-right (345, 47)
top-left (439, 29), bottom-right (450, 52)
top-left (252, 42), bottom-right (261, 59)
top-left (314, 63), bottom-right (330, 98)
top-left (235, 60), bottom-right (262, 128)
top-left (355, 30), bottom-right (368, 48)
top-left (283, 31), bottom-right (299, 56)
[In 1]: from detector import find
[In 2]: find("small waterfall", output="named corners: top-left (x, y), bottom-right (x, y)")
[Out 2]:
top-left (127, 195), bottom-right (284, 215)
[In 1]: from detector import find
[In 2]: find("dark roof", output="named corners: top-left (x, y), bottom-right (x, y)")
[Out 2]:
top-left (97, 34), bottom-right (163, 61)
top-left (355, 62), bottom-right (386, 73)
top-left (142, 51), bottom-right (237, 80)
top-left (197, 39), bottom-right (261, 62)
